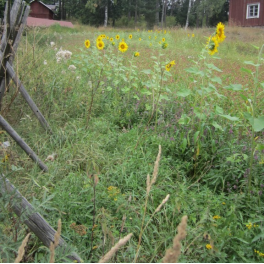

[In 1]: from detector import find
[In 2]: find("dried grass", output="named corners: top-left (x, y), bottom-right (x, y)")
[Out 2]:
top-left (163, 215), bottom-right (188, 263)
top-left (49, 219), bottom-right (62, 263)
top-left (98, 233), bottom-right (133, 263)
top-left (15, 233), bottom-right (31, 263)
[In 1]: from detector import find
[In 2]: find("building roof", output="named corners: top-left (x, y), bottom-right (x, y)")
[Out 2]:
top-left (29, 0), bottom-right (55, 13)
top-left (27, 17), bottom-right (74, 28)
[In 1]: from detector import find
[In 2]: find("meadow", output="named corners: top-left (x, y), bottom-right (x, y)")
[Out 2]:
top-left (0, 23), bottom-right (264, 262)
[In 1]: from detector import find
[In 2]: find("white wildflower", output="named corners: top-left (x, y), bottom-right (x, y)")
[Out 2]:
top-left (50, 41), bottom-right (55, 48)
top-left (44, 60), bottom-right (47, 65)
top-left (76, 76), bottom-right (81, 80)
top-left (56, 48), bottom-right (72, 63)
top-left (68, 65), bottom-right (76, 71)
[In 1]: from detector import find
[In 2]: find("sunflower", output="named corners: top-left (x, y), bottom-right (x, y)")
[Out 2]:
top-left (134, 52), bottom-right (140, 57)
top-left (129, 34), bottom-right (132, 39)
top-left (106, 36), bottom-right (109, 40)
top-left (192, 33), bottom-right (195, 37)
top-left (112, 41), bottom-right (115, 46)
top-left (96, 40), bottom-right (105, 50)
top-left (110, 37), bottom-right (113, 42)
top-left (118, 41), bottom-right (128, 53)
top-left (116, 35), bottom-right (120, 40)
top-left (84, 39), bottom-right (90, 48)
top-left (149, 36), bottom-right (151, 39)
top-left (139, 38), bottom-right (142, 41)
top-left (165, 60), bottom-right (175, 72)
top-left (216, 22), bottom-right (226, 43)
top-left (162, 37), bottom-right (165, 42)
top-left (101, 34), bottom-right (106, 39)
top-left (206, 35), bottom-right (219, 55)
top-left (162, 42), bottom-right (168, 49)
top-left (97, 36), bottom-right (102, 42)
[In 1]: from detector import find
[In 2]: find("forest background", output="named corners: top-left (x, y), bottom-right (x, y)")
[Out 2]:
top-left (0, 0), bottom-right (229, 29)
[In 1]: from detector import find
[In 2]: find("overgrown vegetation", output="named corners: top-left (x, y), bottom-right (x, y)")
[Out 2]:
top-left (0, 24), bottom-right (264, 262)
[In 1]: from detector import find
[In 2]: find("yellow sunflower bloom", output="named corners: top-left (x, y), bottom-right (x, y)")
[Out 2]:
top-left (162, 37), bottom-right (165, 42)
top-left (97, 36), bottom-right (102, 42)
top-left (129, 34), bottom-right (132, 39)
top-left (162, 42), bottom-right (168, 49)
top-left (139, 38), bottom-right (142, 41)
top-left (165, 60), bottom-right (175, 71)
top-left (134, 52), bottom-right (140, 57)
top-left (207, 35), bottom-right (219, 55)
top-left (116, 35), bottom-right (120, 40)
top-left (118, 41), bottom-right (128, 53)
top-left (84, 39), bottom-right (90, 48)
top-left (96, 40), bottom-right (105, 50)
top-left (110, 37), bottom-right (113, 42)
top-left (206, 244), bottom-right (212, 250)
top-left (216, 22), bottom-right (226, 43)
top-left (106, 36), bottom-right (109, 40)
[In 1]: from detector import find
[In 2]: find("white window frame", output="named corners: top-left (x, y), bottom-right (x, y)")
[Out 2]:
top-left (246, 3), bottom-right (260, 19)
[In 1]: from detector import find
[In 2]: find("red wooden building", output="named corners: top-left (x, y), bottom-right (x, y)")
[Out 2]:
top-left (229, 0), bottom-right (264, 26)
top-left (29, 0), bottom-right (55, 20)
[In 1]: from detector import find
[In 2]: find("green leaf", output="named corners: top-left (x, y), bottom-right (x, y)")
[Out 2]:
top-left (215, 105), bottom-right (224, 114)
top-left (252, 116), bottom-right (264, 132)
top-left (244, 61), bottom-right (260, 67)
top-left (241, 67), bottom-right (252, 74)
top-left (141, 69), bottom-right (152, 75)
top-left (194, 108), bottom-right (206, 120)
top-left (145, 104), bottom-right (151, 110)
top-left (181, 138), bottom-right (187, 152)
top-left (121, 87), bottom-right (130, 93)
top-left (106, 86), bottom-right (112, 91)
top-left (220, 114), bottom-right (239, 121)
top-left (140, 88), bottom-right (152, 95)
top-left (193, 131), bottom-right (200, 143)
top-left (205, 63), bottom-right (222, 72)
top-left (176, 89), bottom-right (191, 97)
top-left (185, 67), bottom-right (205, 77)
top-left (211, 76), bottom-right (222, 84)
top-left (159, 94), bottom-right (170, 101)
top-left (223, 84), bottom-right (243, 91)
top-left (212, 122), bottom-right (223, 131)
top-left (178, 114), bottom-right (191, 125)
top-left (260, 82), bottom-right (264, 88)
top-left (252, 232), bottom-right (264, 242)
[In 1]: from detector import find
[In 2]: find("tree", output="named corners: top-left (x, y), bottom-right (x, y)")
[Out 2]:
top-left (185, 0), bottom-right (192, 30)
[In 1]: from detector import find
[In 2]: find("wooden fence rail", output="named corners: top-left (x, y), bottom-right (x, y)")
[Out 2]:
top-left (0, 174), bottom-right (82, 263)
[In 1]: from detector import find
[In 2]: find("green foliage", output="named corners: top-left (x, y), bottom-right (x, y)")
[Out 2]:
top-left (0, 25), bottom-right (264, 263)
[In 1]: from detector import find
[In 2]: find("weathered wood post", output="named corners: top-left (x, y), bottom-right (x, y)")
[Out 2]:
top-left (0, 174), bottom-right (82, 263)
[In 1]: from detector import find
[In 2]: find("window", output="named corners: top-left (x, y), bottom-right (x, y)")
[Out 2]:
top-left (247, 3), bottom-right (260, 19)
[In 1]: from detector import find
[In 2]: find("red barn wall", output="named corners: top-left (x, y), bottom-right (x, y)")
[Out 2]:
top-left (29, 1), bottom-right (53, 20)
top-left (229, 0), bottom-right (264, 26)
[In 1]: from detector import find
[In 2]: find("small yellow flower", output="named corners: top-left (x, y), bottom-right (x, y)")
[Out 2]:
top-left (149, 43), bottom-right (152, 47)
top-left (192, 33), bottom-right (195, 37)
top-left (188, 33), bottom-right (190, 37)
top-left (165, 60), bottom-right (175, 72)
top-left (164, 30), bottom-right (167, 34)
top-left (134, 52), bottom-right (140, 57)
top-left (149, 36), bottom-right (151, 39)
top-left (213, 215), bottom-right (221, 220)
top-left (92, 245), bottom-right (98, 250)
top-left (129, 34), bottom-right (132, 39)
top-left (114, 198), bottom-right (117, 201)
top-left (139, 38), bottom-right (142, 41)
top-left (206, 244), bottom-right (212, 250)
top-left (222, 202), bottom-right (226, 205)
top-left (162, 37), bottom-right (165, 42)
top-left (112, 41), bottom-right (115, 46)
top-left (84, 39), bottom-right (90, 48)
top-left (106, 36), bottom-right (109, 40)
top-left (116, 34), bottom-right (120, 40)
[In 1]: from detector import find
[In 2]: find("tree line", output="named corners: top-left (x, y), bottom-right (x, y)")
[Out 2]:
top-left (0, 0), bottom-right (229, 28)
